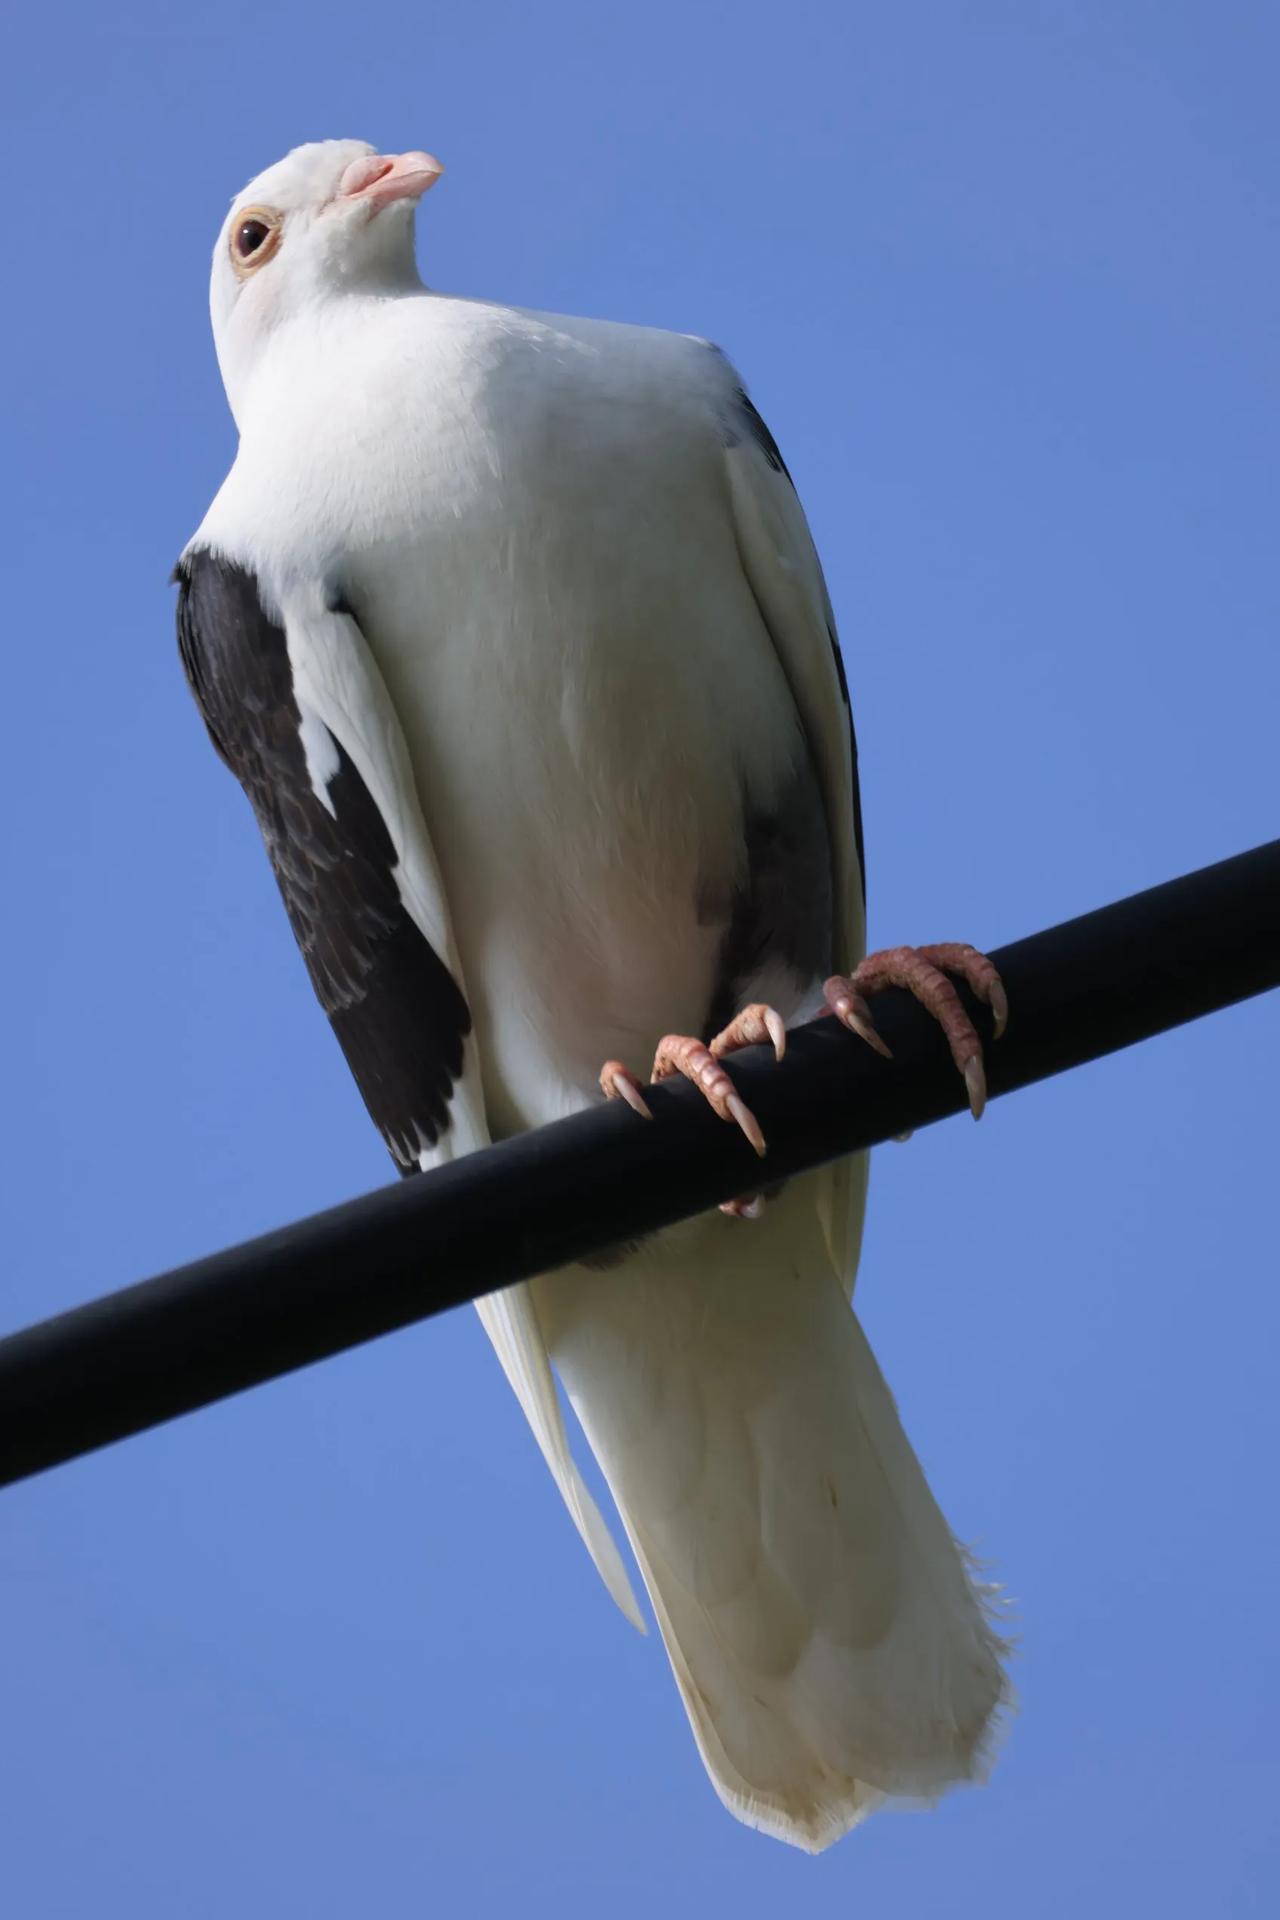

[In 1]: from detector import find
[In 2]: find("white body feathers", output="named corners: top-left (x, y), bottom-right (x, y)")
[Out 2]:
top-left (190, 147), bottom-right (1007, 1848)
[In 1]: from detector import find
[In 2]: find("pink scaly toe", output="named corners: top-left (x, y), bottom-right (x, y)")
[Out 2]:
top-left (825, 941), bottom-right (1008, 1120)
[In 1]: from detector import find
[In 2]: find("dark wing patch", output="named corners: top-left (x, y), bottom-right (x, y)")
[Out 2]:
top-left (708, 348), bottom-right (793, 482)
top-left (709, 344), bottom-right (868, 906)
top-left (704, 753), bottom-right (834, 1042)
top-left (828, 623), bottom-right (867, 905)
top-left (733, 388), bottom-right (792, 481)
top-left (175, 548), bottom-right (470, 1167)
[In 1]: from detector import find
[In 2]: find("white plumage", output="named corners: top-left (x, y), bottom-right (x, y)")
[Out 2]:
top-left (179, 138), bottom-right (1007, 1850)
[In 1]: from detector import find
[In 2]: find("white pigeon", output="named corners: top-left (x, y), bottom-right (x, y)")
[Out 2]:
top-left (177, 139), bottom-right (1010, 1851)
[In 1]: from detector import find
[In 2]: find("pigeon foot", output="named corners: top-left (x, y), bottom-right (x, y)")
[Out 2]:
top-left (824, 943), bottom-right (1008, 1121)
top-left (601, 1005), bottom-right (787, 1217)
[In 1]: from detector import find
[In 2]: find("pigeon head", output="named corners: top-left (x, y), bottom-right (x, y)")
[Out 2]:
top-left (210, 139), bottom-right (443, 419)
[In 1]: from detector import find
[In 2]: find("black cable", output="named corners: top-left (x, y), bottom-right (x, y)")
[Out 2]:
top-left (1, 839), bottom-right (1276, 1491)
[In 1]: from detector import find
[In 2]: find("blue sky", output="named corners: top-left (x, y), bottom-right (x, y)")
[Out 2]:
top-left (2, 2), bottom-right (1277, 1913)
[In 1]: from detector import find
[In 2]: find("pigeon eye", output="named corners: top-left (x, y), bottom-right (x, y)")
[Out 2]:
top-left (230, 207), bottom-right (281, 276)
top-left (237, 219), bottom-right (270, 256)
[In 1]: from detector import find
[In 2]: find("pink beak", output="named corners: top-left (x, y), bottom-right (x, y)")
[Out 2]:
top-left (338, 150), bottom-right (444, 213)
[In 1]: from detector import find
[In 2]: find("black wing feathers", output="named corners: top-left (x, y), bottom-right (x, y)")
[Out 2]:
top-left (175, 549), bottom-right (470, 1165)
top-left (713, 355), bottom-right (868, 906)
top-left (826, 622), bottom-right (867, 905)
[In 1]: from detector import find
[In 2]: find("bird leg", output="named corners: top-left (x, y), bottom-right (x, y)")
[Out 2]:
top-left (823, 942), bottom-right (1008, 1120)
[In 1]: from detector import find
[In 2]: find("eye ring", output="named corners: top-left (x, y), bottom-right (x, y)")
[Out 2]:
top-left (229, 206), bottom-right (282, 277)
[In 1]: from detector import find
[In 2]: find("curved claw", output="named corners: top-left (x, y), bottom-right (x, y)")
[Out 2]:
top-left (727, 1094), bottom-right (767, 1158)
top-left (653, 1034), bottom-right (769, 1157)
top-left (600, 1059), bottom-right (654, 1120)
top-left (989, 979), bottom-right (1009, 1040)
top-left (612, 1072), bottom-right (653, 1120)
top-left (823, 979), bottom-right (894, 1059)
top-left (710, 1002), bottom-right (788, 1065)
top-left (963, 1055), bottom-right (986, 1122)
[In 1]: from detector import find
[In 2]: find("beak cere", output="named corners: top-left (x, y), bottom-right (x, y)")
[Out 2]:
top-left (338, 150), bottom-right (444, 213)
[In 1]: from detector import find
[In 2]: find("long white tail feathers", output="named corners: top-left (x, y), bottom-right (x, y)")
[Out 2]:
top-left (474, 1283), bottom-right (645, 1631)
top-left (529, 1193), bottom-right (1010, 1852)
